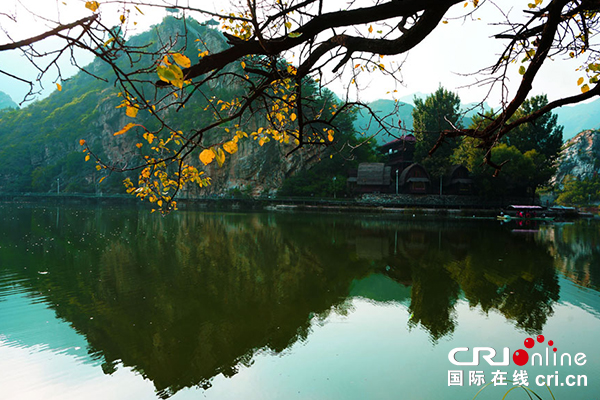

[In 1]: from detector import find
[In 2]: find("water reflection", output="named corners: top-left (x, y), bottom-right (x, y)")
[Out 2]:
top-left (539, 221), bottom-right (600, 290)
top-left (0, 206), bottom-right (597, 398)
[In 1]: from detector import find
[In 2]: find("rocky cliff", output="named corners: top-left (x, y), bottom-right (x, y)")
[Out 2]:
top-left (0, 17), bottom-right (320, 196)
top-left (554, 129), bottom-right (600, 187)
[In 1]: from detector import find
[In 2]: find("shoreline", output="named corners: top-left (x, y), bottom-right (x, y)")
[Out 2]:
top-left (1, 192), bottom-right (597, 219)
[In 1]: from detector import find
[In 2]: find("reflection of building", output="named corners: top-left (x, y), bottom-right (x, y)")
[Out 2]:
top-left (349, 134), bottom-right (473, 195)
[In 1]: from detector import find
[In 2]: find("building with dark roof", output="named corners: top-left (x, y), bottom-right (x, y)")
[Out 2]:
top-left (353, 163), bottom-right (391, 193)
top-left (443, 165), bottom-right (474, 195)
top-left (398, 163), bottom-right (431, 194)
top-left (350, 135), bottom-right (473, 195)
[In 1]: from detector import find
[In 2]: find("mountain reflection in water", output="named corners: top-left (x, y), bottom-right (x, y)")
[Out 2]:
top-left (0, 206), bottom-right (598, 398)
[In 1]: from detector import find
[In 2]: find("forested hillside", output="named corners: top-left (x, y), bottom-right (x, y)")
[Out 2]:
top-left (0, 17), bottom-right (369, 196)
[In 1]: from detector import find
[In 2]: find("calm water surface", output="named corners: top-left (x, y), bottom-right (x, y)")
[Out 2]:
top-left (0, 205), bottom-right (599, 400)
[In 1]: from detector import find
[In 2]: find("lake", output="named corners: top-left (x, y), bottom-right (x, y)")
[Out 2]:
top-left (0, 205), bottom-right (598, 399)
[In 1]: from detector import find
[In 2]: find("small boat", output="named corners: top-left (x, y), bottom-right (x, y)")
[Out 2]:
top-left (498, 205), bottom-right (554, 222)
top-left (497, 215), bottom-right (555, 222)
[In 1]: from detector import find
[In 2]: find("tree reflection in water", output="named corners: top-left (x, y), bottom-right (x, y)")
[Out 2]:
top-left (0, 207), bottom-right (579, 397)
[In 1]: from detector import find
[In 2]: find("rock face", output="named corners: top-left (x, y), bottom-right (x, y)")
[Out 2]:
top-left (0, 17), bottom-right (318, 196)
top-left (554, 130), bottom-right (600, 187)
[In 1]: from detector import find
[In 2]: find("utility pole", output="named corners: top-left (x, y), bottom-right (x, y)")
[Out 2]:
top-left (333, 176), bottom-right (337, 199)
top-left (396, 169), bottom-right (399, 195)
top-left (57, 178), bottom-right (60, 195)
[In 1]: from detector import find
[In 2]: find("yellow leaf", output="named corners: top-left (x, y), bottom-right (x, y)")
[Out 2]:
top-left (157, 200), bottom-right (163, 207)
top-left (473, 0), bottom-right (479, 6)
top-left (368, 25), bottom-right (373, 33)
top-left (143, 132), bottom-right (155, 144)
top-left (96, 165), bottom-right (102, 171)
top-left (136, 143), bottom-right (143, 148)
top-left (79, 139), bottom-right (86, 146)
top-left (223, 140), bottom-right (238, 154)
top-left (581, 84), bottom-right (590, 93)
top-left (241, 61), bottom-right (246, 69)
top-left (327, 129), bottom-right (334, 142)
top-left (99, 176), bottom-right (106, 183)
top-left (85, 1), bottom-right (99, 12)
top-left (135, 5), bottom-right (144, 14)
top-left (56, 83), bottom-right (62, 91)
top-left (199, 148), bottom-right (215, 165)
top-left (216, 148), bottom-right (226, 168)
top-left (577, 77), bottom-right (584, 86)
top-left (114, 123), bottom-right (141, 136)
top-left (172, 53), bottom-right (191, 68)
top-left (157, 64), bottom-right (184, 88)
top-left (85, 154), bottom-right (90, 162)
top-left (120, 14), bottom-right (125, 23)
top-left (290, 113), bottom-right (297, 122)
top-left (126, 106), bottom-right (139, 118)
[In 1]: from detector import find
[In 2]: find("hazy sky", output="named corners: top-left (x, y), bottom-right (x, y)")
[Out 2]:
top-left (0, 0), bottom-right (590, 107)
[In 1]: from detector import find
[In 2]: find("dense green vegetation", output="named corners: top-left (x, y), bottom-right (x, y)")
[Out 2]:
top-left (0, 17), bottom-right (257, 193)
top-left (556, 175), bottom-right (600, 205)
top-left (278, 102), bottom-right (381, 197)
top-left (0, 17), bottom-right (375, 197)
top-left (410, 89), bottom-right (564, 198)
top-left (412, 87), bottom-right (463, 175)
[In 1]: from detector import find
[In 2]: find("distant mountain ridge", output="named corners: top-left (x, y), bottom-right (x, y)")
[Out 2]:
top-left (554, 99), bottom-right (600, 140)
top-left (353, 99), bottom-right (491, 146)
top-left (0, 91), bottom-right (18, 110)
top-left (359, 94), bottom-right (600, 145)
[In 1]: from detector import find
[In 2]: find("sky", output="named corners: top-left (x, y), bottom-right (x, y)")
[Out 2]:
top-left (0, 0), bottom-right (592, 108)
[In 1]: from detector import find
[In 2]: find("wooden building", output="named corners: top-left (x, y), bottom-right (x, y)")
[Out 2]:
top-left (352, 163), bottom-right (391, 193)
top-left (442, 165), bottom-right (474, 195)
top-left (398, 163), bottom-right (431, 194)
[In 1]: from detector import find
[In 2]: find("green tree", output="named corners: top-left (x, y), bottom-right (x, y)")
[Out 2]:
top-left (503, 95), bottom-right (563, 161)
top-left (279, 102), bottom-right (381, 197)
top-left (502, 95), bottom-right (563, 189)
top-left (413, 87), bottom-right (462, 175)
top-left (455, 97), bottom-right (563, 196)
top-left (453, 141), bottom-right (537, 197)
top-left (556, 175), bottom-right (600, 205)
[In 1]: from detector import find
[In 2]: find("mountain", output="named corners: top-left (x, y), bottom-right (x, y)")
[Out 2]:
top-left (354, 99), bottom-right (414, 146)
top-left (396, 92), bottom-right (427, 106)
top-left (354, 99), bottom-right (493, 146)
top-left (554, 129), bottom-right (600, 187)
top-left (0, 91), bottom-right (18, 110)
top-left (555, 98), bottom-right (600, 141)
top-left (0, 17), bottom-right (325, 196)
